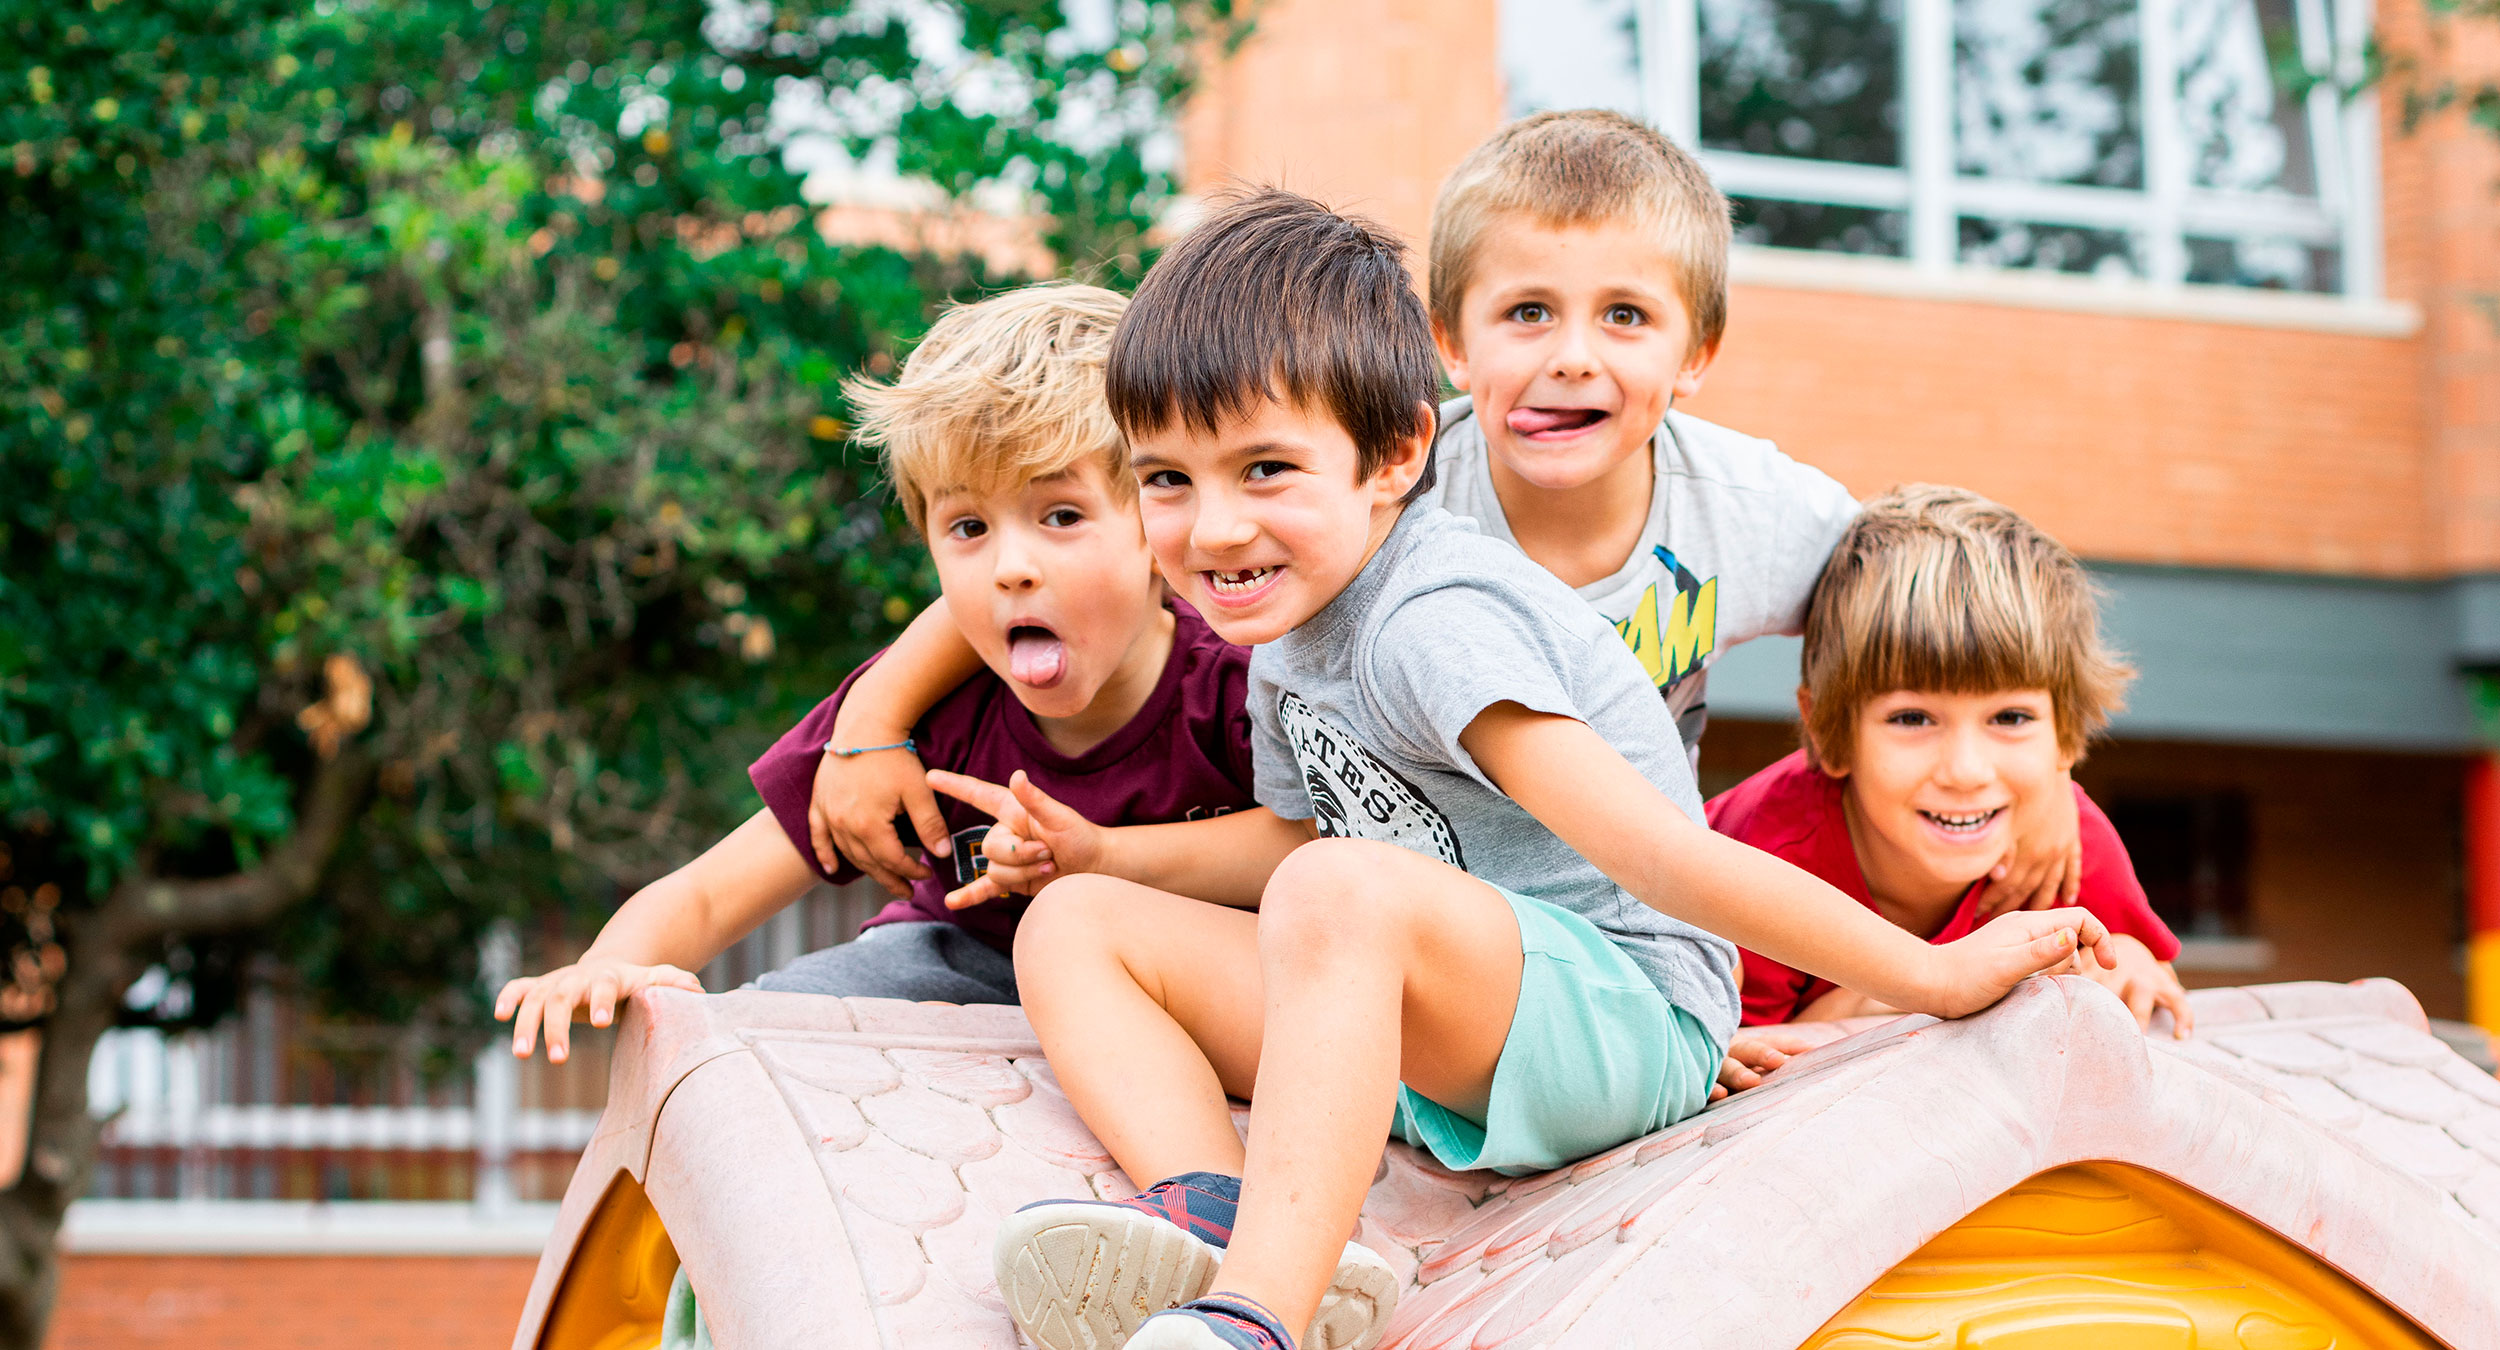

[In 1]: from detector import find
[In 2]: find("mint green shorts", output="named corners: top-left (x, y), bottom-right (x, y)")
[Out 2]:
top-left (1393, 886), bottom-right (1722, 1176)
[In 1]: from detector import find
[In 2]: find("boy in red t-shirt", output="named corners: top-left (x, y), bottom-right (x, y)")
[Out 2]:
top-left (1710, 486), bottom-right (2189, 1092)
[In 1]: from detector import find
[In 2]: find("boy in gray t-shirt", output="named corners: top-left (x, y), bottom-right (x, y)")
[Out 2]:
top-left (968, 193), bottom-right (2118, 1350)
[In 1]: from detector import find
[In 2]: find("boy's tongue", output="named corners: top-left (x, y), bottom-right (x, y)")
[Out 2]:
top-left (1507, 406), bottom-right (1602, 437)
top-left (1008, 629), bottom-right (1067, 688)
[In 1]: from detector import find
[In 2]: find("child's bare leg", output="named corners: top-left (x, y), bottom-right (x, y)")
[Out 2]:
top-left (1213, 839), bottom-right (1525, 1334)
top-left (1013, 875), bottom-right (1269, 1184)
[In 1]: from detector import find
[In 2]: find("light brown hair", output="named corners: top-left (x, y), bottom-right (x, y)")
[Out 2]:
top-left (1428, 109), bottom-right (1732, 354)
top-left (1801, 485), bottom-right (2134, 772)
top-left (1107, 188), bottom-right (1440, 494)
top-left (846, 282), bottom-right (1129, 533)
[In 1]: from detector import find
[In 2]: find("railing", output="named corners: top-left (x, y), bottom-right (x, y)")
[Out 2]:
top-left (68, 880), bottom-right (886, 1252)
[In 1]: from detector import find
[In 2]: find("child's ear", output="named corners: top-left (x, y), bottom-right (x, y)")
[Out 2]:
top-left (1796, 686), bottom-right (1847, 779)
top-left (1432, 317), bottom-right (1472, 393)
top-left (1373, 402), bottom-right (1436, 503)
top-left (1672, 334), bottom-right (1720, 403)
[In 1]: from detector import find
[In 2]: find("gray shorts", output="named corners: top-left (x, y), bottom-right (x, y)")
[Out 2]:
top-left (750, 920), bottom-right (1019, 1005)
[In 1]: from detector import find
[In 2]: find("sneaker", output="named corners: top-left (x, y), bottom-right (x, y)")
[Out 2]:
top-left (993, 1172), bottom-right (1400, 1350)
top-left (1128, 1294), bottom-right (1296, 1350)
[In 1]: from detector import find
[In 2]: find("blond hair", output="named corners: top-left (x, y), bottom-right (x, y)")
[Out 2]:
top-left (1428, 110), bottom-right (1732, 354)
top-left (1801, 485), bottom-right (2133, 773)
top-left (846, 283), bottom-right (1129, 533)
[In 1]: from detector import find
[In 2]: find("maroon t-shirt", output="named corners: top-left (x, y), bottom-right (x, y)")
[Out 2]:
top-left (750, 599), bottom-right (1257, 952)
top-left (1707, 750), bottom-right (2180, 1026)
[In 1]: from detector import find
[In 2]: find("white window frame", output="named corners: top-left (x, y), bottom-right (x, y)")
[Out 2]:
top-left (1638, 0), bottom-right (2384, 302)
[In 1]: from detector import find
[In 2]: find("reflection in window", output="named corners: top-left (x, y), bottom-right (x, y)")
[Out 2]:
top-left (1955, 0), bottom-right (2143, 189)
top-left (1700, 0), bottom-right (1902, 166)
top-left (2177, 0), bottom-right (2318, 195)
top-left (1735, 197), bottom-right (1909, 255)
top-left (1961, 218), bottom-right (2141, 276)
top-left (2186, 235), bottom-right (2339, 291)
top-left (1501, 0), bottom-right (1642, 121)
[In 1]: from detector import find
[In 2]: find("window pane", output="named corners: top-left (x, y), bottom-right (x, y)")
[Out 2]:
top-left (1960, 217), bottom-right (2143, 276)
top-left (1699, 0), bottom-right (1903, 166)
top-left (1500, 0), bottom-right (1644, 120)
top-left (1733, 196), bottom-right (1909, 255)
top-left (2175, 0), bottom-right (2319, 195)
top-left (1956, 0), bottom-right (2144, 189)
top-left (2185, 235), bottom-right (2339, 290)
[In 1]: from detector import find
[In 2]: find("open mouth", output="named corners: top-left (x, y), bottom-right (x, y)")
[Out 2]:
top-left (1202, 565), bottom-right (1283, 603)
top-left (1506, 406), bottom-right (1612, 439)
top-left (1918, 807), bottom-right (2006, 837)
top-left (1006, 623), bottom-right (1067, 689)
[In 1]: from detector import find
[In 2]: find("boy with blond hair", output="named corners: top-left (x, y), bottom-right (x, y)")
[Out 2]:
top-left (1711, 487), bottom-right (2188, 1065)
top-left (967, 191), bottom-right (2112, 1350)
top-left (492, 282), bottom-right (1260, 1056)
top-left (810, 109), bottom-right (2089, 919)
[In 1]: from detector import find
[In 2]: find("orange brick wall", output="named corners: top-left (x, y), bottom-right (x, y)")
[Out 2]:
top-left (49, 1254), bottom-right (538, 1350)
top-left (1185, 0), bottom-right (2500, 580)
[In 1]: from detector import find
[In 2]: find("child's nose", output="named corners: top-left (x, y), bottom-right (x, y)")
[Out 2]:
top-left (993, 533), bottom-right (1042, 588)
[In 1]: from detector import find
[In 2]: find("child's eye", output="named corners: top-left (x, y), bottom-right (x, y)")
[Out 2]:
top-left (1141, 469), bottom-right (1190, 491)
top-left (1991, 708), bottom-right (2038, 727)
top-left (1245, 460), bottom-right (1294, 482)
top-left (1506, 302), bottom-right (1552, 325)
top-left (1885, 709), bottom-right (1935, 727)
top-left (945, 517), bottom-right (988, 540)
top-left (1041, 506), bottom-right (1084, 528)
top-left (1602, 303), bottom-right (1647, 327)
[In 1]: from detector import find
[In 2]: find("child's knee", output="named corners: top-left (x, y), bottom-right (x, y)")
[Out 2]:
top-left (1010, 875), bottom-right (1129, 975)
top-left (1259, 838), bottom-right (1420, 953)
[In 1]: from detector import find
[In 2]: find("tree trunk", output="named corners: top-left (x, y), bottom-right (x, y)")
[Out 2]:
top-left (0, 913), bottom-right (134, 1349)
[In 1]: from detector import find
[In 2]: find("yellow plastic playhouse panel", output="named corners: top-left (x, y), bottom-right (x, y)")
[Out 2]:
top-left (537, 1171), bottom-right (682, 1350)
top-left (1806, 1162), bottom-right (2443, 1349)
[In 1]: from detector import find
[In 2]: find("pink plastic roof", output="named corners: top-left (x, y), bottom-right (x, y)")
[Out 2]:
top-left (512, 976), bottom-right (2500, 1349)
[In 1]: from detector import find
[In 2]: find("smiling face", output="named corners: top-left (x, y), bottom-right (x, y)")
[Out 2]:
top-left (1128, 398), bottom-right (1430, 647)
top-left (1434, 213), bottom-right (1716, 496)
top-left (923, 456), bottom-right (1168, 728)
top-left (1825, 688), bottom-right (2074, 902)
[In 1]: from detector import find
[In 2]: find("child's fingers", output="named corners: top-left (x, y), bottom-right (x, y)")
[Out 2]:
top-left (927, 770), bottom-right (1017, 819)
top-left (808, 802), bottom-right (840, 875)
top-left (494, 976), bottom-right (535, 1022)
top-left (510, 986), bottom-right (547, 1057)
top-left (2157, 981), bottom-right (2194, 1038)
top-left (541, 985), bottom-right (580, 1064)
top-left (654, 964), bottom-right (704, 995)
top-left (1008, 771), bottom-right (1085, 836)
top-left (900, 778), bottom-right (954, 860)
top-left (588, 971), bottom-right (620, 1029)
top-left (2121, 979), bottom-right (2157, 1030)
top-left (944, 875), bottom-right (1005, 910)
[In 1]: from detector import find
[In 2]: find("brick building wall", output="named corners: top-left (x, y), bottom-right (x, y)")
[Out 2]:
top-left (50, 1254), bottom-right (538, 1350)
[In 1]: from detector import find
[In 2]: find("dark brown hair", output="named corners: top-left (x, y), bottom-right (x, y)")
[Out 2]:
top-left (1106, 188), bottom-right (1440, 494)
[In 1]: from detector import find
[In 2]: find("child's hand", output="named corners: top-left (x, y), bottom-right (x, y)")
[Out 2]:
top-left (2081, 935), bottom-right (2195, 1038)
top-left (1710, 1024), bottom-right (1841, 1100)
top-left (808, 741), bottom-right (953, 898)
top-left (1913, 907), bottom-right (2112, 1019)
top-left (1973, 772), bottom-right (2082, 919)
top-left (925, 770), bottom-right (1107, 910)
top-left (495, 959), bottom-right (704, 1064)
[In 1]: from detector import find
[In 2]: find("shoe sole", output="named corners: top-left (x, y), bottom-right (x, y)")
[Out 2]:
top-left (994, 1202), bottom-right (1401, 1350)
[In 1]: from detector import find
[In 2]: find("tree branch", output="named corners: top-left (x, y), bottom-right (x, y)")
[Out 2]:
top-left (102, 747), bottom-right (375, 946)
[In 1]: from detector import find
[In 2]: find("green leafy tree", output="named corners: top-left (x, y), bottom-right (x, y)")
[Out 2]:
top-left (0, 0), bottom-right (1228, 1342)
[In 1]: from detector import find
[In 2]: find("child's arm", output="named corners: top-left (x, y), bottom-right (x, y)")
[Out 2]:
top-left (926, 769), bottom-right (1314, 909)
top-left (494, 809), bottom-right (816, 1062)
top-left (809, 601), bottom-right (987, 893)
top-left (1461, 704), bottom-right (2111, 1018)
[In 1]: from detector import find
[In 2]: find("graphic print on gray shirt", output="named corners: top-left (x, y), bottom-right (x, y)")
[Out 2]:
top-left (1249, 504), bottom-right (1742, 1048)
top-left (1421, 397), bottom-right (1859, 761)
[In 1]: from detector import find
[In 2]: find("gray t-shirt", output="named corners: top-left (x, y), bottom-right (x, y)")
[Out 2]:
top-left (1421, 397), bottom-right (1859, 758)
top-left (1248, 504), bottom-right (1741, 1047)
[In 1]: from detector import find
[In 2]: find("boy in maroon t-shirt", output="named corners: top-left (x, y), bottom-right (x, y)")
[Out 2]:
top-left (494, 284), bottom-right (1259, 1060)
top-left (1710, 486), bottom-right (2190, 1094)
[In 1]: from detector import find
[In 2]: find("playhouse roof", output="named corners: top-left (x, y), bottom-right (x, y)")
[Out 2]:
top-left (513, 976), bottom-right (2500, 1350)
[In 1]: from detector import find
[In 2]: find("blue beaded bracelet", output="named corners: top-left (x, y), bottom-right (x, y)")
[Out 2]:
top-left (826, 737), bottom-right (917, 758)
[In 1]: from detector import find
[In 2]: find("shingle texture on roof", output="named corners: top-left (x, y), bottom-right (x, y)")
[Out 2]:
top-left (512, 976), bottom-right (2500, 1350)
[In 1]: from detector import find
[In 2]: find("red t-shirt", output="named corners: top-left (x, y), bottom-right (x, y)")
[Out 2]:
top-left (749, 599), bottom-right (1257, 953)
top-left (1707, 750), bottom-right (2179, 1026)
